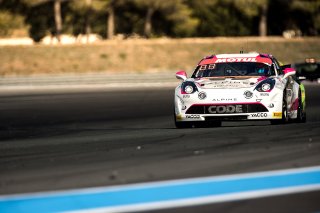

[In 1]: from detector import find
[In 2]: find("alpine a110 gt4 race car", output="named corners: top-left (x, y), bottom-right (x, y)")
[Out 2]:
top-left (174, 53), bottom-right (306, 128)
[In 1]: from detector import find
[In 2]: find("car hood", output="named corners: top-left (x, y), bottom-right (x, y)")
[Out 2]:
top-left (193, 77), bottom-right (265, 89)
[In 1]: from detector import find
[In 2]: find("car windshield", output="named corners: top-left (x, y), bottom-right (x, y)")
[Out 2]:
top-left (192, 62), bottom-right (273, 78)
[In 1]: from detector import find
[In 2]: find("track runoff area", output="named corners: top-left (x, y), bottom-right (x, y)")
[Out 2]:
top-left (0, 166), bottom-right (320, 213)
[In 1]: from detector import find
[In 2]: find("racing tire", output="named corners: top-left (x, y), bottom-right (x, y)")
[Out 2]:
top-left (205, 121), bottom-right (222, 128)
top-left (175, 121), bottom-right (193, 128)
top-left (271, 90), bottom-right (289, 125)
top-left (296, 90), bottom-right (306, 123)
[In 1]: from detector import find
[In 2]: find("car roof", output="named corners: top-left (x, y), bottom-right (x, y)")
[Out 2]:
top-left (198, 53), bottom-right (273, 66)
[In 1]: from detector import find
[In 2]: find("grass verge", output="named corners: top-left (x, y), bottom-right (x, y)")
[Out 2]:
top-left (0, 37), bottom-right (319, 76)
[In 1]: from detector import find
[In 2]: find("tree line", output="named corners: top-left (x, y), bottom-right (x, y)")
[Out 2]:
top-left (0, 0), bottom-right (319, 42)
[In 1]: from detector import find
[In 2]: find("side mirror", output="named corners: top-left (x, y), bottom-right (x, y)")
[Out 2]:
top-left (176, 70), bottom-right (188, 81)
top-left (282, 68), bottom-right (296, 79)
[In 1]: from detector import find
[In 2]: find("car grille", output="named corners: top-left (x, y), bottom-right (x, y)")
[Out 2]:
top-left (186, 103), bottom-right (268, 114)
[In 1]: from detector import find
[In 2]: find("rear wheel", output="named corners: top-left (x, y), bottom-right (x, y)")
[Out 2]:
top-left (296, 90), bottom-right (306, 123)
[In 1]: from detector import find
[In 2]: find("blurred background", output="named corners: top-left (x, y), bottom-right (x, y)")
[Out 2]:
top-left (1, 0), bottom-right (320, 41)
top-left (0, 0), bottom-right (319, 76)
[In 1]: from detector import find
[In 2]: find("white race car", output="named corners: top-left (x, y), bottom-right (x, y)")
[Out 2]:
top-left (174, 53), bottom-right (306, 128)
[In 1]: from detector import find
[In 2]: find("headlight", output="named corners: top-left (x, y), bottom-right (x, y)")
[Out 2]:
top-left (185, 85), bottom-right (194, 94)
top-left (261, 83), bottom-right (271, 91)
top-left (255, 78), bottom-right (275, 92)
top-left (181, 81), bottom-right (198, 94)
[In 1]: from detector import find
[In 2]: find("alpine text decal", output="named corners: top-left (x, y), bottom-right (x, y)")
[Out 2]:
top-left (212, 98), bottom-right (237, 102)
top-left (186, 115), bottom-right (201, 119)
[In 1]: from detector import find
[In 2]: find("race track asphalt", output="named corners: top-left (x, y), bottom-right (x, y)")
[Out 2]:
top-left (0, 83), bottom-right (320, 212)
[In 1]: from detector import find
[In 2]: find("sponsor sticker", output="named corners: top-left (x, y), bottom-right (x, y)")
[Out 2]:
top-left (244, 90), bottom-right (253, 99)
top-left (273, 112), bottom-right (282, 118)
top-left (186, 115), bottom-right (201, 119)
top-left (216, 58), bottom-right (257, 63)
top-left (260, 93), bottom-right (269, 96)
top-left (207, 105), bottom-right (243, 114)
top-left (251, 113), bottom-right (268, 118)
top-left (198, 92), bottom-right (207, 100)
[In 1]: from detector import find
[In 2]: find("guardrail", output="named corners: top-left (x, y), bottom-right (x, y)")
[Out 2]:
top-left (0, 72), bottom-right (179, 92)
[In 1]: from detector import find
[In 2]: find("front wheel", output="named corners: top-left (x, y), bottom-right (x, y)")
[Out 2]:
top-left (175, 121), bottom-right (193, 128)
top-left (174, 112), bottom-right (193, 128)
top-left (271, 91), bottom-right (288, 125)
